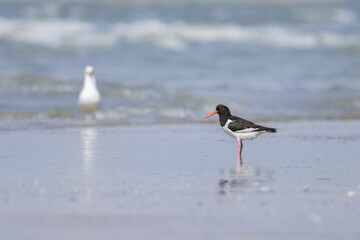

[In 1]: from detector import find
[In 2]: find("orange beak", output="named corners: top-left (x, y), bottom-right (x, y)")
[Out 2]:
top-left (203, 110), bottom-right (218, 119)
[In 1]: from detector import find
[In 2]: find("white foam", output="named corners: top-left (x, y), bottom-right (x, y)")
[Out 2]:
top-left (0, 18), bottom-right (115, 48)
top-left (0, 17), bottom-right (359, 50)
top-left (104, 19), bottom-right (360, 49)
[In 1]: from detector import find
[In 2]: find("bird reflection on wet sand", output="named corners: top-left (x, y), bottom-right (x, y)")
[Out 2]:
top-left (218, 164), bottom-right (274, 195)
top-left (81, 127), bottom-right (98, 202)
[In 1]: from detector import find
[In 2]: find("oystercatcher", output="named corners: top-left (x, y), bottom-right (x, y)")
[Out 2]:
top-left (78, 66), bottom-right (101, 119)
top-left (204, 104), bottom-right (276, 165)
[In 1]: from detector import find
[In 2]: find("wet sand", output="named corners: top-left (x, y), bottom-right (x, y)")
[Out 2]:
top-left (1, 120), bottom-right (360, 239)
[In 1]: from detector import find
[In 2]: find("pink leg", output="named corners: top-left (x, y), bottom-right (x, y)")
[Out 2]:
top-left (237, 139), bottom-right (243, 165)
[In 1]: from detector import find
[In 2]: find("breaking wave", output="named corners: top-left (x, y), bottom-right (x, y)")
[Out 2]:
top-left (0, 18), bottom-right (359, 50)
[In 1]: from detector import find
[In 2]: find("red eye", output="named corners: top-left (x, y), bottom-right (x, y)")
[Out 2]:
top-left (219, 107), bottom-right (222, 110)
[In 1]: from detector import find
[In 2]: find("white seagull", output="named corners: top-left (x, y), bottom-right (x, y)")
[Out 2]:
top-left (78, 66), bottom-right (101, 118)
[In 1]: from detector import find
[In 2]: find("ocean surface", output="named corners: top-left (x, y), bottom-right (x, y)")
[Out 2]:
top-left (1, 1), bottom-right (360, 128)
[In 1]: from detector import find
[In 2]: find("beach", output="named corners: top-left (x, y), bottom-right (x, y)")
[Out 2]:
top-left (1, 1), bottom-right (360, 239)
top-left (1, 120), bottom-right (359, 239)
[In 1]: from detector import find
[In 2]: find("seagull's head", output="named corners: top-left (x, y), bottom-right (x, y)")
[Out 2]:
top-left (85, 66), bottom-right (94, 75)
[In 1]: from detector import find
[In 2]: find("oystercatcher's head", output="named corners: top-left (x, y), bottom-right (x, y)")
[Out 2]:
top-left (204, 104), bottom-right (231, 119)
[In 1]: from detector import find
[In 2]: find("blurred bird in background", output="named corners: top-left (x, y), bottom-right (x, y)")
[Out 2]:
top-left (78, 66), bottom-right (101, 119)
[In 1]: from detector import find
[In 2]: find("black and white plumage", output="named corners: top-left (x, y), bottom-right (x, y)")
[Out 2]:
top-left (204, 104), bottom-right (276, 165)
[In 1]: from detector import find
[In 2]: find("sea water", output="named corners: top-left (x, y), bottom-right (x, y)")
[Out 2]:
top-left (0, 1), bottom-right (360, 128)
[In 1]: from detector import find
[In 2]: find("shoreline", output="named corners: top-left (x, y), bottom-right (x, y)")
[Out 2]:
top-left (1, 116), bottom-right (360, 132)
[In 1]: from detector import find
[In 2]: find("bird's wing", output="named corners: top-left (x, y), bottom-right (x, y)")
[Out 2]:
top-left (228, 116), bottom-right (276, 133)
top-left (228, 117), bottom-right (257, 132)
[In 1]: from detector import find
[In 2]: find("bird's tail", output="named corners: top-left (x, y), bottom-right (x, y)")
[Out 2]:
top-left (259, 127), bottom-right (276, 133)
top-left (266, 127), bottom-right (276, 133)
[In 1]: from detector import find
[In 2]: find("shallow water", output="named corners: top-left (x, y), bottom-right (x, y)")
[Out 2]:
top-left (1, 121), bottom-right (359, 239)
top-left (1, 1), bottom-right (360, 126)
